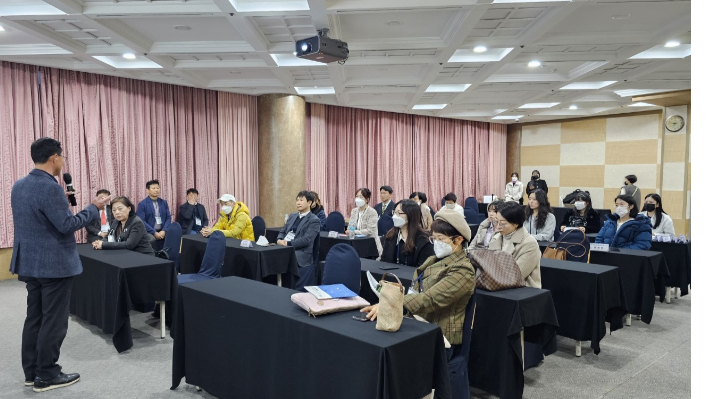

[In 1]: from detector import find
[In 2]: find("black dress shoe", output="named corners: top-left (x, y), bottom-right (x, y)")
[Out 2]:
top-left (33, 372), bottom-right (80, 392)
top-left (24, 379), bottom-right (34, 387)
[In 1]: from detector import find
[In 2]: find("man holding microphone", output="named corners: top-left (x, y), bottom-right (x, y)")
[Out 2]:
top-left (10, 138), bottom-right (111, 392)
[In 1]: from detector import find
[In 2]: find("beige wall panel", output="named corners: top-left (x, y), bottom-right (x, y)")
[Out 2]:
top-left (0, 248), bottom-right (15, 281)
top-left (659, 190), bottom-right (685, 220)
top-left (521, 123), bottom-right (561, 146)
top-left (604, 164), bottom-right (657, 190)
top-left (521, 145), bottom-right (561, 166)
top-left (560, 118), bottom-right (607, 144)
top-left (560, 165), bottom-right (605, 188)
top-left (560, 142), bottom-right (606, 165)
top-left (661, 162), bottom-right (686, 192)
top-left (605, 140), bottom-right (659, 165)
top-left (663, 135), bottom-right (688, 163)
top-left (546, 187), bottom-right (560, 207)
top-left (604, 188), bottom-right (623, 211)
top-left (520, 166), bottom-right (560, 188)
top-left (672, 219), bottom-right (689, 236)
top-left (606, 114), bottom-right (660, 142)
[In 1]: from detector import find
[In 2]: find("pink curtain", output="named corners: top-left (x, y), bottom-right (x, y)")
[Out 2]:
top-left (217, 91), bottom-right (259, 217)
top-left (0, 62), bottom-right (42, 248)
top-left (306, 103), bottom-right (508, 216)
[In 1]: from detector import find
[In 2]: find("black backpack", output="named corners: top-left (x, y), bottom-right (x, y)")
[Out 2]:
top-left (562, 189), bottom-right (589, 204)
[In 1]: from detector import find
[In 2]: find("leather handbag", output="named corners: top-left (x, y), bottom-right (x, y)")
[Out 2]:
top-left (376, 273), bottom-right (405, 332)
top-left (542, 229), bottom-right (589, 262)
top-left (467, 248), bottom-right (525, 291)
top-left (291, 293), bottom-right (369, 317)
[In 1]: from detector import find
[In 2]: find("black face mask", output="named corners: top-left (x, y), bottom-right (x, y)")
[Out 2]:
top-left (643, 203), bottom-right (656, 212)
top-left (532, 175), bottom-right (539, 180)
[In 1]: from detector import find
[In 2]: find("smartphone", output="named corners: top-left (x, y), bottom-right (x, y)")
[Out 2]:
top-left (379, 265), bottom-right (399, 270)
top-left (352, 314), bottom-right (370, 322)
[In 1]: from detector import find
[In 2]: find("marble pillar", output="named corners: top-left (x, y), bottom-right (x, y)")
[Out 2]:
top-left (257, 94), bottom-right (307, 228)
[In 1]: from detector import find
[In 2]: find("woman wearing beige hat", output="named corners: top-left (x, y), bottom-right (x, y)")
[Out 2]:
top-left (361, 208), bottom-right (475, 360)
top-left (488, 202), bottom-right (542, 288)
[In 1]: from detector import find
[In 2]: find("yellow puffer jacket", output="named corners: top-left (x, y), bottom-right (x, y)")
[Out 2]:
top-left (211, 201), bottom-right (255, 241)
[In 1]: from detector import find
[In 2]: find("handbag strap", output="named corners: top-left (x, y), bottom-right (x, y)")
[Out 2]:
top-left (380, 272), bottom-right (404, 293)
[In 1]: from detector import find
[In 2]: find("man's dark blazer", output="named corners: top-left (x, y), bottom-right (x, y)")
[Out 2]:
top-left (374, 201), bottom-right (395, 217)
top-left (178, 202), bottom-right (209, 234)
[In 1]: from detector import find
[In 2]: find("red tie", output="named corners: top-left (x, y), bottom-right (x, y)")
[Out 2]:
top-left (101, 210), bottom-right (107, 225)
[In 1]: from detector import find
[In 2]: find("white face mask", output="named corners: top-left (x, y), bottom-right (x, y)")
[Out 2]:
top-left (221, 205), bottom-right (233, 214)
top-left (445, 203), bottom-right (455, 209)
top-left (574, 201), bottom-right (586, 210)
top-left (511, 177), bottom-right (518, 183)
top-left (616, 206), bottom-right (629, 218)
top-left (392, 214), bottom-right (406, 228)
top-left (433, 239), bottom-right (454, 259)
top-left (354, 198), bottom-right (366, 207)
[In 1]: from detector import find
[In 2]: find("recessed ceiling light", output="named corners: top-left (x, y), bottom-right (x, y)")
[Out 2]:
top-left (629, 102), bottom-right (655, 107)
top-left (425, 84), bottom-right (471, 93)
top-left (665, 40), bottom-right (680, 48)
top-left (528, 60), bottom-right (541, 68)
top-left (492, 115), bottom-right (523, 120)
top-left (0, 25), bottom-right (5, 32)
top-left (413, 104), bottom-right (447, 110)
top-left (174, 25), bottom-right (191, 31)
top-left (386, 20), bottom-right (402, 26)
top-left (294, 87), bottom-right (335, 95)
top-left (473, 45), bottom-right (487, 53)
top-left (122, 52), bottom-right (136, 60)
top-left (559, 81), bottom-right (616, 90)
top-left (569, 105), bottom-right (578, 110)
top-left (612, 14), bottom-right (630, 20)
top-left (519, 103), bottom-right (559, 109)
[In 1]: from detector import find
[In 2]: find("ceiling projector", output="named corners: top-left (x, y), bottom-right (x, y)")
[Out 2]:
top-left (295, 29), bottom-right (349, 64)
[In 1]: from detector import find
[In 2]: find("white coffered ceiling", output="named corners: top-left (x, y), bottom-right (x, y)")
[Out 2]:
top-left (0, 0), bottom-right (691, 123)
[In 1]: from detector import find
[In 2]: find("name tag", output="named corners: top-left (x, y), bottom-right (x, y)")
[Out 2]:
top-left (195, 217), bottom-right (202, 226)
top-left (107, 235), bottom-right (115, 243)
top-left (407, 287), bottom-right (416, 295)
top-left (285, 231), bottom-right (296, 242)
top-left (590, 243), bottom-right (609, 252)
top-left (100, 224), bottom-right (109, 232)
top-left (240, 240), bottom-right (253, 248)
top-left (155, 216), bottom-right (162, 225)
top-left (328, 231), bottom-right (339, 238)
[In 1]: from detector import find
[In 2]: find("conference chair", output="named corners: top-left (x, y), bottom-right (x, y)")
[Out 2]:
top-left (163, 223), bottom-right (183, 272)
top-left (377, 215), bottom-right (394, 237)
top-left (429, 208), bottom-right (436, 221)
top-left (251, 215), bottom-right (266, 240)
top-left (293, 235), bottom-right (321, 291)
top-left (178, 231), bottom-right (226, 284)
top-left (464, 207), bottom-right (485, 225)
top-left (325, 211), bottom-right (345, 232)
top-left (441, 197), bottom-right (446, 208)
top-left (547, 229), bottom-right (590, 264)
top-left (464, 196), bottom-right (479, 210)
top-left (448, 294), bottom-right (476, 399)
top-left (322, 243), bottom-right (361, 294)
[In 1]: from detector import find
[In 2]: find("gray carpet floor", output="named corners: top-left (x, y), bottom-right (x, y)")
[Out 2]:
top-left (0, 279), bottom-right (690, 399)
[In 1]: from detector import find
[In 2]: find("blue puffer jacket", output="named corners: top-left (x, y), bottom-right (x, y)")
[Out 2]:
top-left (595, 213), bottom-right (652, 250)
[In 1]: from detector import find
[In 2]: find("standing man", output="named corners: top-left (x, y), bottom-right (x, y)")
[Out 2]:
top-left (277, 191), bottom-right (321, 290)
top-left (178, 188), bottom-right (209, 235)
top-left (85, 189), bottom-right (113, 243)
top-left (374, 185), bottom-right (395, 217)
top-left (11, 137), bottom-right (111, 392)
top-left (136, 180), bottom-right (172, 250)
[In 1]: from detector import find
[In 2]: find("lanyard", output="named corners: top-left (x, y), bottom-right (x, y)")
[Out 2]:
top-left (414, 271), bottom-right (425, 293)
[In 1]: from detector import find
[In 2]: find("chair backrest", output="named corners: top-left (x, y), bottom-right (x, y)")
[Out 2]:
top-left (429, 207), bottom-right (436, 221)
top-left (322, 243), bottom-right (361, 294)
top-left (312, 231), bottom-right (320, 267)
top-left (459, 293), bottom-right (477, 361)
top-left (441, 197), bottom-right (446, 208)
top-left (464, 197), bottom-right (479, 210)
top-left (163, 223), bottom-right (183, 271)
top-left (377, 215), bottom-right (394, 236)
top-left (552, 229), bottom-right (590, 263)
top-left (463, 208), bottom-right (478, 225)
top-left (251, 216), bottom-right (266, 239)
top-left (325, 211), bottom-right (345, 232)
top-left (199, 231), bottom-right (227, 278)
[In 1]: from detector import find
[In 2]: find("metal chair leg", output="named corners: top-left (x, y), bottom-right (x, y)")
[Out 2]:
top-left (575, 341), bottom-right (582, 357)
top-left (160, 301), bottom-right (166, 339)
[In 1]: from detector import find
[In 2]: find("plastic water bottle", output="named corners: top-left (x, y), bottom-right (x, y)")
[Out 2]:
top-left (284, 213), bottom-right (289, 224)
top-left (348, 225), bottom-right (355, 239)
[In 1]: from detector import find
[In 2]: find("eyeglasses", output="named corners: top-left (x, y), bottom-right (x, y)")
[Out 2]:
top-left (496, 220), bottom-right (508, 227)
top-left (394, 211), bottom-right (406, 216)
top-left (428, 236), bottom-right (457, 244)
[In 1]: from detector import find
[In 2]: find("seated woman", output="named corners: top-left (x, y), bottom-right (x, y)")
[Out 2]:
top-left (409, 191), bottom-right (433, 229)
top-left (488, 202), bottom-right (542, 288)
top-left (596, 195), bottom-right (652, 250)
top-left (310, 191), bottom-right (327, 231)
top-left (469, 199), bottom-right (504, 249)
top-left (560, 191), bottom-right (601, 234)
top-left (640, 193), bottom-right (675, 237)
top-left (92, 196), bottom-right (154, 256)
top-left (523, 189), bottom-right (556, 242)
top-left (380, 200), bottom-right (434, 267)
top-left (361, 208), bottom-right (475, 358)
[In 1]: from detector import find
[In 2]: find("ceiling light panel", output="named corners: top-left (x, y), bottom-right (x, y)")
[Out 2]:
top-left (270, 53), bottom-right (323, 67)
top-left (92, 56), bottom-right (162, 69)
top-left (294, 87), bottom-right (335, 95)
top-left (630, 45), bottom-right (691, 59)
top-left (519, 103), bottom-right (559, 109)
top-left (559, 81), bottom-right (616, 90)
top-left (492, 115), bottom-right (523, 120)
top-left (425, 84), bottom-right (471, 93)
top-left (231, 0), bottom-right (310, 12)
top-left (448, 48), bottom-right (514, 63)
top-left (413, 104), bottom-right (447, 110)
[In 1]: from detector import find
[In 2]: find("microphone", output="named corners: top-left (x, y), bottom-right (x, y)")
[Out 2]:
top-left (63, 173), bottom-right (77, 206)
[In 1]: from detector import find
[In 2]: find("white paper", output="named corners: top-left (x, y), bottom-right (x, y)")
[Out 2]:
top-left (240, 240), bottom-right (253, 248)
top-left (284, 231), bottom-right (295, 242)
top-left (328, 231), bottom-right (339, 238)
top-left (483, 195), bottom-right (493, 203)
top-left (366, 271), bottom-right (381, 299)
top-left (256, 236), bottom-right (270, 246)
top-left (305, 286), bottom-right (331, 300)
top-left (590, 243), bottom-right (609, 252)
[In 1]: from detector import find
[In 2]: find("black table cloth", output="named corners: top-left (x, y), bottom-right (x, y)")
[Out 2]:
top-left (478, 203), bottom-right (487, 214)
top-left (468, 223), bottom-right (479, 234)
top-left (318, 231), bottom-right (379, 261)
top-left (265, 227), bottom-right (281, 243)
top-left (540, 258), bottom-right (628, 354)
top-left (71, 244), bottom-right (176, 353)
top-left (539, 242), bottom-right (669, 324)
top-left (345, 258), bottom-right (557, 399)
top-left (171, 276), bottom-right (451, 399)
top-left (651, 241), bottom-right (691, 296)
top-left (551, 206), bottom-right (611, 231)
top-left (179, 234), bottom-right (298, 283)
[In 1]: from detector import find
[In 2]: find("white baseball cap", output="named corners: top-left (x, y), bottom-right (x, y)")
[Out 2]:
top-left (217, 194), bottom-right (236, 203)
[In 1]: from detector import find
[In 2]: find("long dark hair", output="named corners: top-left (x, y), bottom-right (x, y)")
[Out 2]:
top-left (644, 193), bottom-right (667, 229)
top-left (525, 189), bottom-right (550, 229)
top-left (110, 196), bottom-right (136, 217)
top-left (384, 199), bottom-right (427, 253)
top-left (573, 191), bottom-right (593, 217)
top-left (615, 195), bottom-right (639, 217)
